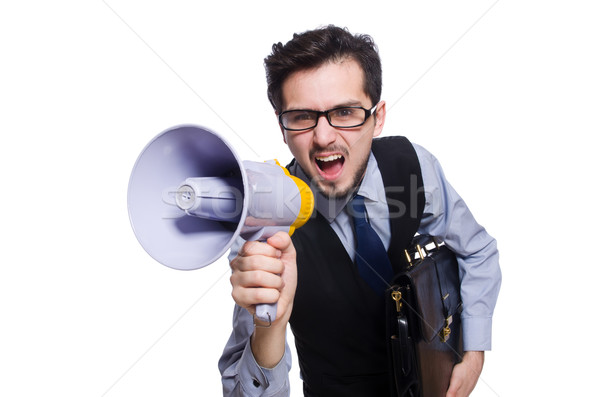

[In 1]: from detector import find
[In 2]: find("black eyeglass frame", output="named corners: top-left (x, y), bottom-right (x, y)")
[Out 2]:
top-left (278, 104), bottom-right (378, 132)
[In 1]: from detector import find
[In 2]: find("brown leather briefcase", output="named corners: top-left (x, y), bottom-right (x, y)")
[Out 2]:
top-left (387, 235), bottom-right (464, 397)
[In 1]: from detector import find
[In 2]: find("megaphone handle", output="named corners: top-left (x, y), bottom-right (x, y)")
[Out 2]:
top-left (255, 302), bottom-right (277, 325)
top-left (247, 230), bottom-right (286, 325)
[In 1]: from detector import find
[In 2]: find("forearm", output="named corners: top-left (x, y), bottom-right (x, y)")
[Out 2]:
top-left (219, 305), bottom-right (291, 396)
top-left (462, 351), bottom-right (484, 370)
top-left (251, 320), bottom-right (288, 368)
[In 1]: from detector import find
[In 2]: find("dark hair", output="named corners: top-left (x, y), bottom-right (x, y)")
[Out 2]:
top-left (264, 25), bottom-right (382, 113)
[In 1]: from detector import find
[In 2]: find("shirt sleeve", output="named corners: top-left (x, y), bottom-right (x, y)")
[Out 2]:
top-left (218, 240), bottom-right (292, 396)
top-left (413, 144), bottom-right (502, 351)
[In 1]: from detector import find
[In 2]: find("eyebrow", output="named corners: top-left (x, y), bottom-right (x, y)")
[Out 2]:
top-left (283, 101), bottom-right (365, 112)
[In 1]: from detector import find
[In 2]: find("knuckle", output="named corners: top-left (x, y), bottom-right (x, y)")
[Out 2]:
top-left (229, 272), bottom-right (240, 287)
top-left (251, 271), bottom-right (265, 285)
top-left (274, 259), bottom-right (285, 273)
top-left (230, 255), bottom-right (243, 270)
top-left (240, 241), bottom-right (259, 256)
top-left (231, 288), bottom-right (241, 303)
top-left (245, 255), bottom-right (262, 270)
top-left (237, 243), bottom-right (249, 257)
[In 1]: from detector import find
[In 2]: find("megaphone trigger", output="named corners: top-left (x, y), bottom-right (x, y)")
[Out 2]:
top-left (127, 125), bottom-right (315, 324)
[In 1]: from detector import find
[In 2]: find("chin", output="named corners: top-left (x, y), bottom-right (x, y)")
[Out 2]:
top-left (314, 178), bottom-right (356, 199)
top-left (314, 166), bottom-right (367, 200)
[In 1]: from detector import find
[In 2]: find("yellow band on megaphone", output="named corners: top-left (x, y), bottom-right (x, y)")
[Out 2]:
top-left (273, 160), bottom-right (315, 235)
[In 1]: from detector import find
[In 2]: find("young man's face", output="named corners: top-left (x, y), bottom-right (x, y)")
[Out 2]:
top-left (279, 59), bottom-right (386, 198)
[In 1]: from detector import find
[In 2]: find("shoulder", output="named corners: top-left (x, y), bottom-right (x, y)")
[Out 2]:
top-left (410, 142), bottom-right (441, 173)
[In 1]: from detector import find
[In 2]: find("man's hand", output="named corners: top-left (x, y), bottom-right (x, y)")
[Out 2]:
top-left (446, 351), bottom-right (484, 397)
top-left (230, 231), bottom-right (297, 324)
top-left (229, 232), bottom-right (297, 368)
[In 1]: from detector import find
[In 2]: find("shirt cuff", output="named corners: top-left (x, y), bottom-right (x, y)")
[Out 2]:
top-left (462, 316), bottom-right (493, 351)
top-left (236, 338), bottom-right (289, 396)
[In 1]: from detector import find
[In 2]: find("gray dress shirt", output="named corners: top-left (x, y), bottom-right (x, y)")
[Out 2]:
top-left (219, 142), bottom-right (502, 397)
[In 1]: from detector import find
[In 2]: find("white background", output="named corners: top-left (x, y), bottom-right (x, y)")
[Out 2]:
top-left (1, 1), bottom-right (598, 396)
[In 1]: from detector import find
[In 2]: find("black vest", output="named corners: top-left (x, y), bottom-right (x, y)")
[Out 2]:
top-left (289, 136), bottom-right (425, 397)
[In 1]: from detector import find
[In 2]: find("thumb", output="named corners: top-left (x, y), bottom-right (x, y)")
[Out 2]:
top-left (266, 231), bottom-right (295, 256)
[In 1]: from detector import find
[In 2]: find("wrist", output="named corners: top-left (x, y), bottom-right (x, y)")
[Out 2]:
top-left (251, 319), bottom-right (288, 369)
top-left (462, 351), bottom-right (484, 372)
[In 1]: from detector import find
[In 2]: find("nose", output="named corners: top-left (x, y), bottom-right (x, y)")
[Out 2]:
top-left (312, 114), bottom-right (337, 148)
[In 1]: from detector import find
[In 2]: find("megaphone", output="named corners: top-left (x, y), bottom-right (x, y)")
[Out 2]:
top-left (127, 125), bottom-right (314, 323)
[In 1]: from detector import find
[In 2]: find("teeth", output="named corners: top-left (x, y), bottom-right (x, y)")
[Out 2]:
top-left (316, 154), bottom-right (342, 162)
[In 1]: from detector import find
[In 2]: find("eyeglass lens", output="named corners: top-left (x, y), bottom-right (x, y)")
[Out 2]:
top-left (281, 107), bottom-right (369, 131)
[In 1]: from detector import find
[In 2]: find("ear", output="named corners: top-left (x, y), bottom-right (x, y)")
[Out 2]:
top-left (372, 101), bottom-right (386, 138)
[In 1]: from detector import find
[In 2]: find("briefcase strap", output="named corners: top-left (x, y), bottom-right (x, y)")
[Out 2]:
top-left (388, 286), bottom-right (420, 396)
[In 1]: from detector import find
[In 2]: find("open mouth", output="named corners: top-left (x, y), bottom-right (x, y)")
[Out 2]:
top-left (315, 154), bottom-right (345, 180)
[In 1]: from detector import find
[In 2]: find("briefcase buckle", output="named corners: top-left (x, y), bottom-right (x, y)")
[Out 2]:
top-left (440, 315), bottom-right (452, 342)
top-left (404, 239), bottom-right (440, 267)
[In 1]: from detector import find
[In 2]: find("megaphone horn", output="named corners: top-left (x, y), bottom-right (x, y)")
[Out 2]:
top-left (127, 125), bottom-right (314, 323)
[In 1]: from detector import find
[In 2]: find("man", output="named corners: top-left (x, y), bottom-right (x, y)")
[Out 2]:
top-left (219, 25), bottom-right (501, 397)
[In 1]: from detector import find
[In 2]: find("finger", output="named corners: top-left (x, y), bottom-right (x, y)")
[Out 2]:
top-left (230, 254), bottom-right (285, 274)
top-left (266, 231), bottom-right (294, 255)
top-left (231, 268), bottom-right (285, 290)
top-left (231, 284), bottom-right (281, 307)
top-left (239, 240), bottom-right (282, 259)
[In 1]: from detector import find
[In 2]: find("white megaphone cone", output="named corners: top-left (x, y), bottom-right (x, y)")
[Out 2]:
top-left (127, 125), bottom-right (314, 323)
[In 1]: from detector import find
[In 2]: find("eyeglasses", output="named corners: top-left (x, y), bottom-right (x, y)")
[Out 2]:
top-left (279, 104), bottom-right (378, 132)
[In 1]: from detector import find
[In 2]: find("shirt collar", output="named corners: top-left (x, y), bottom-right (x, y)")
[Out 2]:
top-left (289, 152), bottom-right (385, 223)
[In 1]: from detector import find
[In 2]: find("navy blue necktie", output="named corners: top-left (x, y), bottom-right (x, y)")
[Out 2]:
top-left (350, 195), bottom-right (393, 294)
